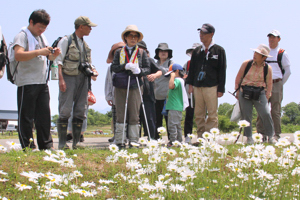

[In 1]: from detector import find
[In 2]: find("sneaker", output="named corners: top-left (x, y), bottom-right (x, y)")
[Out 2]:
top-left (185, 136), bottom-right (191, 144)
top-left (167, 141), bottom-right (173, 148)
top-left (67, 133), bottom-right (73, 142)
top-left (80, 135), bottom-right (84, 142)
top-left (268, 137), bottom-right (278, 144)
top-left (108, 136), bottom-right (115, 143)
top-left (246, 137), bottom-right (254, 144)
top-left (116, 144), bottom-right (125, 149)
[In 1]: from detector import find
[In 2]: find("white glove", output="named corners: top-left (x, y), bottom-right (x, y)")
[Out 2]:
top-left (132, 67), bottom-right (141, 74)
top-left (125, 63), bottom-right (132, 70)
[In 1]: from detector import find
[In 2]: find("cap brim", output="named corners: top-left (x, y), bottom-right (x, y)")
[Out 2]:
top-left (164, 71), bottom-right (172, 77)
top-left (267, 33), bottom-right (279, 37)
top-left (88, 22), bottom-right (97, 27)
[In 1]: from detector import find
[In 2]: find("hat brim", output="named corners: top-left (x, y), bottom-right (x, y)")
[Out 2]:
top-left (106, 42), bottom-right (126, 63)
top-left (250, 48), bottom-right (272, 58)
top-left (154, 49), bottom-right (173, 60)
top-left (121, 30), bottom-right (143, 43)
top-left (267, 33), bottom-right (280, 37)
top-left (88, 22), bottom-right (97, 27)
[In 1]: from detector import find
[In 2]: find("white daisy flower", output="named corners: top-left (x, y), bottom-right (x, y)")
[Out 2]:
top-left (157, 127), bottom-right (166, 133)
top-left (109, 144), bottom-right (119, 153)
top-left (6, 141), bottom-right (22, 150)
top-left (15, 182), bottom-right (32, 191)
top-left (237, 120), bottom-right (250, 128)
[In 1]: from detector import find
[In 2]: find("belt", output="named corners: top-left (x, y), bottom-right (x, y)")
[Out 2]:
top-left (273, 78), bottom-right (282, 83)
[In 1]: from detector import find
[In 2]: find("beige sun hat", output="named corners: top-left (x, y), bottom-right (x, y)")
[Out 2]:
top-left (121, 25), bottom-right (143, 43)
top-left (250, 44), bottom-right (272, 57)
top-left (74, 16), bottom-right (97, 27)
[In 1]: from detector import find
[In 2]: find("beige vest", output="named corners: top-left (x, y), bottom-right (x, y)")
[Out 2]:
top-left (62, 34), bottom-right (91, 75)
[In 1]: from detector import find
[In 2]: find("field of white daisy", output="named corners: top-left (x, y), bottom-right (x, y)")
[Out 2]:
top-left (1, 122), bottom-right (300, 199)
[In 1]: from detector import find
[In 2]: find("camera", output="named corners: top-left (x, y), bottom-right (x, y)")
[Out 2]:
top-left (48, 47), bottom-right (55, 54)
top-left (79, 62), bottom-right (97, 77)
top-left (197, 71), bottom-right (206, 82)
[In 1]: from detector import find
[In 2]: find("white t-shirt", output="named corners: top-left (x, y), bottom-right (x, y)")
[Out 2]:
top-left (13, 31), bottom-right (48, 87)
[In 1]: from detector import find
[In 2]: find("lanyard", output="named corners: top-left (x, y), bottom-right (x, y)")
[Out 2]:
top-left (124, 47), bottom-right (139, 63)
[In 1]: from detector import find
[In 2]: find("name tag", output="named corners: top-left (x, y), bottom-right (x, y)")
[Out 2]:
top-left (212, 55), bottom-right (218, 59)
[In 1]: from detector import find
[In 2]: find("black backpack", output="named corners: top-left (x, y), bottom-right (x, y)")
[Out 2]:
top-left (49, 35), bottom-right (72, 67)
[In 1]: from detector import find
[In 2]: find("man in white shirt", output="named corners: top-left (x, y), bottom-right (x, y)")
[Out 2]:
top-left (256, 30), bottom-right (291, 141)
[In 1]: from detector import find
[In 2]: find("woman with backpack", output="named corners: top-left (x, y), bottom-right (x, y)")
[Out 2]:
top-left (235, 44), bottom-right (276, 144)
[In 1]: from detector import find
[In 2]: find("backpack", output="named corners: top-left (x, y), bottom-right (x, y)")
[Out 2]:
top-left (6, 41), bottom-right (20, 84)
top-left (49, 35), bottom-right (72, 67)
top-left (265, 48), bottom-right (285, 74)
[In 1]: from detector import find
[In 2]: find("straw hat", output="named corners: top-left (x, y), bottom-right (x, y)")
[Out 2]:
top-left (106, 42), bottom-right (126, 63)
top-left (121, 25), bottom-right (143, 43)
top-left (250, 44), bottom-right (272, 57)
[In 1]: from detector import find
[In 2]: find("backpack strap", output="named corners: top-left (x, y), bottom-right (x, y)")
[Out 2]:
top-left (277, 48), bottom-right (285, 74)
top-left (265, 48), bottom-right (285, 75)
top-left (233, 60), bottom-right (268, 95)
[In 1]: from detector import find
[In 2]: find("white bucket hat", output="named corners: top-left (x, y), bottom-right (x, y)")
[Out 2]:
top-left (250, 44), bottom-right (272, 57)
top-left (121, 25), bottom-right (143, 43)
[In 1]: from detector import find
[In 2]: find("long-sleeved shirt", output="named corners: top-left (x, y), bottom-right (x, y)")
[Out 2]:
top-left (186, 41), bottom-right (227, 93)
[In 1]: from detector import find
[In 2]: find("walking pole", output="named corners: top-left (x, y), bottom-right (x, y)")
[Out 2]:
top-left (122, 76), bottom-right (131, 145)
top-left (135, 76), bottom-right (152, 141)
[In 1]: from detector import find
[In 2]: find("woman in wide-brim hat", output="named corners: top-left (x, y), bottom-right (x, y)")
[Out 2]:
top-left (235, 44), bottom-right (276, 144)
top-left (110, 25), bottom-right (150, 148)
top-left (153, 42), bottom-right (174, 140)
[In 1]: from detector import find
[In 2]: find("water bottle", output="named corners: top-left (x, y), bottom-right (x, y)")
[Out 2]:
top-left (51, 62), bottom-right (59, 80)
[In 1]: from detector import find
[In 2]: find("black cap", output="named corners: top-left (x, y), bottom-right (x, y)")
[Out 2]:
top-left (197, 23), bottom-right (215, 34)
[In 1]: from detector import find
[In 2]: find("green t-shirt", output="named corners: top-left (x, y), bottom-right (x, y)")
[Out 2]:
top-left (166, 78), bottom-right (184, 111)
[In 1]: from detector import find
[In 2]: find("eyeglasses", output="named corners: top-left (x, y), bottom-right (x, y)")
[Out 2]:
top-left (127, 34), bottom-right (139, 40)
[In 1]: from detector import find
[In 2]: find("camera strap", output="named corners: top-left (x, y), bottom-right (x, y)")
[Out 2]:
top-left (72, 32), bottom-right (88, 63)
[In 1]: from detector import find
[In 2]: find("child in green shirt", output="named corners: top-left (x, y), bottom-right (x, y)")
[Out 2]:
top-left (165, 63), bottom-right (189, 147)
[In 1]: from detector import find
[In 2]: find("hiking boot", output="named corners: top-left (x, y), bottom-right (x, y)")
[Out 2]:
top-left (117, 144), bottom-right (125, 149)
top-left (246, 137), bottom-right (254, 145)
top-left (80, 135), bottom-right (84, 142)
top-left (108, 136), bottom-right (115, 143)
top-left (73, 143), bottom-right (85, 150)
top-left (67, 133), bottom-right (73, 142)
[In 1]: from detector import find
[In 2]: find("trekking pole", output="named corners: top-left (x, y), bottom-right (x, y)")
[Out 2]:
top-left (122, 76), bottom-right (131, 145)
top-left (135, 76), bottom-right (152, 141)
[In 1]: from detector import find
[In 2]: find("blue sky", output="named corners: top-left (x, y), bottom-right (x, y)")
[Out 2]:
top-left (0, 0), bottom-right (299, 116)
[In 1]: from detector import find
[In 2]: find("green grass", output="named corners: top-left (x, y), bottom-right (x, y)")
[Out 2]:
top-left (1, 139), bottom-right (300, 199)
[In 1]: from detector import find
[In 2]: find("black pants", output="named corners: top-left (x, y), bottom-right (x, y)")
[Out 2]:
top-left (17, 84), bottom-right (53, 150)
top-left (155, 99), bottom-right (169, 139)
top-left (140, 100), bottom-right (156, 139)
top-left (184, 98), bottom-right (194, 137)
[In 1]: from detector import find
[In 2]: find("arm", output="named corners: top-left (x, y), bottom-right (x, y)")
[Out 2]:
top-left (147, 58), bottom-right (162, 81)
top-left (104, 66), bottom-right (113, 106)
top-left (111, 49), bottom-right (126, 73)
top-left (139, 49), bottom-right (151, 77)
top-left (56, 37), bottom-right (69, 92)
top-left (14, 45), bottom-right (52, 61)
top-left (234, 60), bottom-right (248, 99)
top-left (169, 72), bottom-right (176, 89)
top-left (282, 51), bottom-right (291, 84)
top-left (217, 48), bottom-right (227, 96)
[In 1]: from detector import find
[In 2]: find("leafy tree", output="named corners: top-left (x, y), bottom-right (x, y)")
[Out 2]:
top-left (51, 114), bottom-right (59, 126)
top-left (282, 102), bottom-right (300, 124)
top-left (218, 103), bottom-right (233, 116)
top-left (218, 115), bottom-right (239, 132)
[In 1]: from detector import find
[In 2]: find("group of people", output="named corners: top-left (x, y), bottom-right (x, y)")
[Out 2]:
top-left (0, 9), bottom-right (291, 150)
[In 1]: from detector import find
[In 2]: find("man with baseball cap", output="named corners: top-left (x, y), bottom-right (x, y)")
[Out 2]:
top-left (56, 16), bottom-right (98, 149)
top-left (186, 23), bottom-right (227, 140)
top-left (256, 30), bottom-right (291, 141)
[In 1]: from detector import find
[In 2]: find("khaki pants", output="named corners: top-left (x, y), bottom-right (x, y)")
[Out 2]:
top-left (114, 87), bottom-right (142, 125)
top-left (256, 81), bottom-right (283, 138)
top-left (194, 86), bottom-right (218, 137)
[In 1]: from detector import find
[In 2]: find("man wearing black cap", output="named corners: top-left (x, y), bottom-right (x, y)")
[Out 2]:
top-left (56, 16), bottom-right (98, 149)
top-left (186, 23), bottom-right (227, 139)
top-left (256, 30), bottom-right (291, 141)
